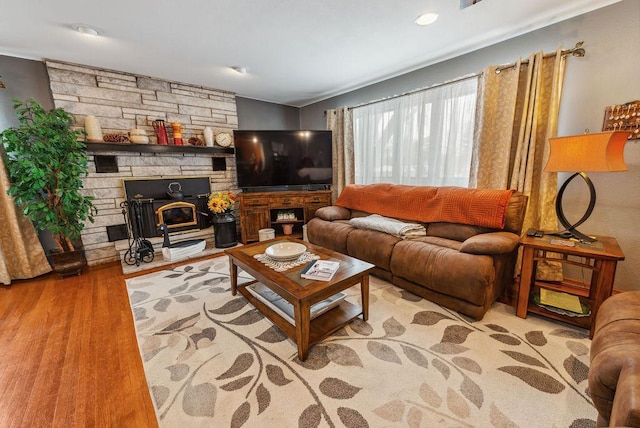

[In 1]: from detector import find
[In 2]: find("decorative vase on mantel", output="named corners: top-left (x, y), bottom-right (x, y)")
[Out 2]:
top-left (213, 212), bottom-right (238, 248)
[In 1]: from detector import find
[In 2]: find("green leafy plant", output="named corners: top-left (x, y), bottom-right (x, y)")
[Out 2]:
top-left (0, 99), bottom-right (97, 252)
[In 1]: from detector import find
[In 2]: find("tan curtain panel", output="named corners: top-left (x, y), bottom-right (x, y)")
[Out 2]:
top-left (470, 48), bottom-right (566, 281)
top-left (326, 107), bottom-right (355, 201)
top-left (0, 149), bottom-right (51, 284)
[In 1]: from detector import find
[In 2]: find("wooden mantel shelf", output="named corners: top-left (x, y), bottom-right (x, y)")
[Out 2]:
top-left (83, 141), bottom-right (235, 155)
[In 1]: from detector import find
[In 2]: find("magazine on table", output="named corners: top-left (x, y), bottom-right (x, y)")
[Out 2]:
top-left (245, 283), bottom-right (346, 325)
top-left (300, 260), bottom-right (340, 281)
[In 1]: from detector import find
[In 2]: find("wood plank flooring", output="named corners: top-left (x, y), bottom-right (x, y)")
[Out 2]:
top-left (0, 263), bottom-right (158, 427)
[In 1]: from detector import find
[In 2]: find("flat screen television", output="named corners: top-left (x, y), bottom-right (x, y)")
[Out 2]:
top-left (234, 130), bottom-right (333, 191)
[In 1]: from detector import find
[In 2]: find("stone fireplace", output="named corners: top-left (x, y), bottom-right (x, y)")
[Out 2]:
top-left (45, 60), bottom-right (239, 268)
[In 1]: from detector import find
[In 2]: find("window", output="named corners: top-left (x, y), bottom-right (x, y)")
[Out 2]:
top-left (352, 76), bottom-right (478, 187)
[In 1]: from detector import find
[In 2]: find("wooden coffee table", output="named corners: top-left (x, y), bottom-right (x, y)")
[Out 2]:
top-left (225, 237), bottom-right (374, 360)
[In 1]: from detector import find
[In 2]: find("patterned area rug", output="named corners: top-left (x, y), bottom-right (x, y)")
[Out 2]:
top-left (126, 257), bottom-right (596, 427)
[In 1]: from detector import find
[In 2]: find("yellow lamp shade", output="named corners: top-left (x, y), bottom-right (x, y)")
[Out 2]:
top-left (544, 131), bottom-right (630, 172)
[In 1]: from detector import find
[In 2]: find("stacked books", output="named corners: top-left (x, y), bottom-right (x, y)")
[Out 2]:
top-left (300, 260), bottom-right (340, 281)
top-left (245, 283), bottom-right (346, 325)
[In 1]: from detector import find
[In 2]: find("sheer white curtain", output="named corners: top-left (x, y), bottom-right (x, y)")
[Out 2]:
top-left (352, 76), bottom-right (478, 186)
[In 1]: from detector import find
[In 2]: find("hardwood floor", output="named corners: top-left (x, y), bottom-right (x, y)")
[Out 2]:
top-left (0, 263), bottom-right (157, 427)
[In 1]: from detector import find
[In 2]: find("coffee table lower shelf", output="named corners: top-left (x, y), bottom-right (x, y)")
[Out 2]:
top-left (238, 285), bottom-right (363, 353)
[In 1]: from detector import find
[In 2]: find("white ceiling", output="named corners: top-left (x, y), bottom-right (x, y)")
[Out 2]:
top-left (0, 0), bottom-right (621, 107)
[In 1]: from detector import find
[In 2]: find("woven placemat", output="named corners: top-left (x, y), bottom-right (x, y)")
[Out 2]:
top-left (253, 252), bottom-right (320, 272)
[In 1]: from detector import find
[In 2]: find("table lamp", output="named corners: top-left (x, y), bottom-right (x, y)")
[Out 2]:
top-left (544, 131), bottom-right (630, 243)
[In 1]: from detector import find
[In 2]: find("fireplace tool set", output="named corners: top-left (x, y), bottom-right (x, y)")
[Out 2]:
top-left (120, 200), bottom-right (155, 266)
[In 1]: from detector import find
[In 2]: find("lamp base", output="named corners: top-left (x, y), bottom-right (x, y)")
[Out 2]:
top-left (554, 171), bottom-right (597, 243)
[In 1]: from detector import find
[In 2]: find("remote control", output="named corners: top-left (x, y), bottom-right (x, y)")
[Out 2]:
top-left (526, 229), bottom-right (544, 238)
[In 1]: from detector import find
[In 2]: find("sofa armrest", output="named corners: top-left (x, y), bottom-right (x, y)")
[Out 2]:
top-left (610, 358), bottom-right (640, 428)
top-left (315, 206), bottom-right (352, 221)
top-left (459, 232), bottom-right (520, 255)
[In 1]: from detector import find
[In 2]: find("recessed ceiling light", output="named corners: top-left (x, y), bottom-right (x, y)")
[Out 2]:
top-left (415, 13), bottom-right (439, 26)
top-left (231, 66), bottom-right (248, 74)
top-left (71, 24), bottom-right (100, 37)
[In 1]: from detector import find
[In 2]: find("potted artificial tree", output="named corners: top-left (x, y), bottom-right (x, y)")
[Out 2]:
top-left (0, 99), bottom-right (97, 276)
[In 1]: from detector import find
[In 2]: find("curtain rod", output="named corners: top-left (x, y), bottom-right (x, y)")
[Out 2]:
top-left (343, 73), bottom-right (481, 112)
top-left (325, 41), bottom-right (586, 115)
top-left (494, 41), bottom-right (586, 73)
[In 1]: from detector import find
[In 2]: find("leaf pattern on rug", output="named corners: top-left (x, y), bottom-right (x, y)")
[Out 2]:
top-left (567, 340), bottom-right (589, 356)
top-left (190, 327), bottom-right (216, 348)
top-left (497, 366), bottom-right (565, 393)
top-left (256, 383), bottom-right (270, 414)
top-left (489, 402), bottom-right (518, 427)
top-left (452, 356), bottom-right (482, 374)
top-left (432, 359), bottom-right (451, 379)
top-left (230, 401), bottom-right (250, 428)
top-left (337, 407), bottom-right (369, 428)
top-left (485, 323), bottom-right (509, 333)
top-left (400, 345), bottom-right (429, 369)
top-left (367, 341), bottom-right (402, 364)
top-left (319, 377), bottom-right (361, 399)
top-left (489, 333), bottom-right (521, 345)
top-left (501, 350), bottom-right (547, 368)
top-left (446, 387), bottom-right (471, 418)
top-left (441, 325), bottom-right (474, 344)
top-left (382, 316), bottom-right (405, 337)
top-left (350, 319), bottom-right (373, 336)
top-left (152, 385), bottom-right (171, 408)
top-left (373, 399), bottom-right (404, 422)
top-left (208, 297), bottom-right (248, 315)
top-left (525, 330), bottom-right (547, 346)
top-left (265, 364), bottom-right (293, 386)
top-left (159, 313), bottom-right (199, 333)
top-left (564, 355), bottom-right (589, 384)
top-left (220, 375), bottom-right (253, 391)
top-left (169, 282), bottom-right (190, 294)
top-left (461, 375), bottom-right (484, 408)
top-left (182, 382), bottom-right (216, 417)
top-left (430, 342), bottom-right (470, 354)
top-left (125, 259), bottom-right (597, 427)
top-left (227, 309), bottom-right (263, 325)
top-left (255, 325), bottom-right (288, 343)
top-left (167, 363), bottom-right (190, 381)
top-left (217, 353), bottom-right (254, 380)
top-left (299, 404), bottom-right (322, 427)
top-left (326, 343), bottom-right (363, 367)
top-left (419, 382), bottom-right (443, 407)
top-left (411, 310), bottom-right (453, 326)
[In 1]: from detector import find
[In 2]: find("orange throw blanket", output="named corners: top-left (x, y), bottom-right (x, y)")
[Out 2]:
top-left (334, 184), bottom-right (514, 229)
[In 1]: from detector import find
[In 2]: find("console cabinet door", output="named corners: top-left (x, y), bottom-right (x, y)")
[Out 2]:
top-left (304, 193), bottom-right (332, 222)
top-left (242, 207), bottom-right (270, 243)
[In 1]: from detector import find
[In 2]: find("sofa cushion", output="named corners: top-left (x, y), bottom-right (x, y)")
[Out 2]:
top-left (459, 232), bottom-right (520, 255)
top-left (390, 239), bottom-right (495, 306)
top-left (427, 222), bottom-right (490, 242)
top-left (346, 229), bottom-right (401, 271)
top-left (306, 218), bottom-right (354, 254)
top-left (315, 206), bottom-right (351, 221)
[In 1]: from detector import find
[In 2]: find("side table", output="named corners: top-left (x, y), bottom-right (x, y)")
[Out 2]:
top-left (516, 234), bottom-right (625, 338)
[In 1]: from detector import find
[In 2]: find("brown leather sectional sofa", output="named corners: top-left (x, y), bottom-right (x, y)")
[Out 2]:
top-left (307, 184), bottom-right (528, 320)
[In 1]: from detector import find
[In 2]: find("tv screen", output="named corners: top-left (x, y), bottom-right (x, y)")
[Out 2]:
top-left (234, 130), bottom-right (333, 190)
